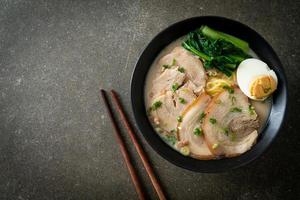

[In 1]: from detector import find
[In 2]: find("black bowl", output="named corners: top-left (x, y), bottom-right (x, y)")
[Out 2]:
top-left (131, 16), bottom-right (288, 173)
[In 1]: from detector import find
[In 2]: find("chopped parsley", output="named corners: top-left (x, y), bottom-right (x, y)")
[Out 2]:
top-left (209, 118), bottom-right (217, 124)
top-left (230, 107), bottom-right (242, 112)
top-left (193, 127), bottom-right (203, 136)
top-left (223, 85), bottom-right (234, 94)
top-left (179, 97), bottom-right (186, 104)
top-left (177, 116), bottom-right (183, 122)
top-left (172, 83), bottom-right (179, 92)
top-left (178, 67), bottom-right (185, 73)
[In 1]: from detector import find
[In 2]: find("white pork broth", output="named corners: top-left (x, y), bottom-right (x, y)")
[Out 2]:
top-left (144, 37), bottom-right (272, 157)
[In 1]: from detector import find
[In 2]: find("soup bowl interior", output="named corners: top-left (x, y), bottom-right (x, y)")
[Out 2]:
top-left (131, 16), bottom-right (287, 172)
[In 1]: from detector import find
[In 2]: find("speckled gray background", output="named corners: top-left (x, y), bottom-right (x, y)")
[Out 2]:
top-left (0, 0), bottom-right (299, 199)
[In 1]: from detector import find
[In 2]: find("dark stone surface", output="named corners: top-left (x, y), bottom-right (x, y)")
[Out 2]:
top-left (0, 0), bottom-right (299, 199)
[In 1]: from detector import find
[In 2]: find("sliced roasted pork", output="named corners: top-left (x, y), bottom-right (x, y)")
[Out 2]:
top-left (149, 86), bottom-right (196, 133)
top-left (158, 47), bottom-right (207, 94)
top-left (177, 93), bottom-right (214, 159)
top-left (150, 67), bottom-right (185, 98)
top-left (203, 87), bottom-right (259, 157)
top-left (173, 81), bottom-right (197, 110)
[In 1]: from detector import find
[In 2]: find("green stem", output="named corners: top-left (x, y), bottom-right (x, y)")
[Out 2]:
top-left (182, 42), bottom-right (212, 61)
top-left (227, 55), bottom-right (246, 63)
top-left (200, 25), bottom-right (249, 53)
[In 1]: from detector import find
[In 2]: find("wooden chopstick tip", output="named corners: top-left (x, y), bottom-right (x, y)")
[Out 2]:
top-left (100, 88), bottom-right (106, 94)
top-left (110, 89), bottom-right (117, 96)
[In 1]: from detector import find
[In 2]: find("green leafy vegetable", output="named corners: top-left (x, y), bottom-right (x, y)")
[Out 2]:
top-left (182, 25), bottom-right (250, 76)
top-left (200, 25), bottom-right (249, 53)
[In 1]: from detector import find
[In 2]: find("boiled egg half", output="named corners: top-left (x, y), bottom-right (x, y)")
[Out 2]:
top-left (237, 58), bottom-right (278, 100)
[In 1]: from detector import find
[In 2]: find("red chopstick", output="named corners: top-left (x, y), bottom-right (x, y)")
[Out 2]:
top-left (100, 89), bottom-right (146, 200)
top-left (110, 90), bottom-right (167, 200)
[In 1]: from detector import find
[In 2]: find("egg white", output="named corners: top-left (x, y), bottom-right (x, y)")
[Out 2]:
top-left (237, 58), bottom-right (278, 100)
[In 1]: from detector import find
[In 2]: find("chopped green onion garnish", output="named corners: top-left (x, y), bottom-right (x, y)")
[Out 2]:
top-left (177, 116), bottom-right (183, 122)
top-left (165, 134), bottom-right (177, 145)
top-left (212, 143), bottom-right (219, 149)
top-left (231, 96), bottom-right (236, 105)
top-left (172, 58), bottom-right (176, 66)
top-left (193, 127), bottom-right (203, 136)
top-left (229, 132), bottom-right (237, 141)
top-left (179, 97), bottom-right (186, 104)
top-left (151, 101), bottom-right (162, 111)
top-left (230, 107), bottom-right (242, 112)
top-left (162, 64), bottom-right (170, 69)
top-left (180, 146), bottom-right (190, 156)
top-left (199, 112), bottom-right (206, 122)
top-left (172, 83), bottom-right (179, 92)
top-left (209, 118), bottom-right (217, 124)
top-left (248, 105), bottom-right (256, 115)
top-left (223, 85), bottom-right (234, 94)
top-left (222, 127), bottom-right (229, 136)
top-left (178, 67), bottom-right (185, 73)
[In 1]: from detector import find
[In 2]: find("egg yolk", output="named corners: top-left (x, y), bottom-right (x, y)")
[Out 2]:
top-left (250, 75), bottom-right (277, 99)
